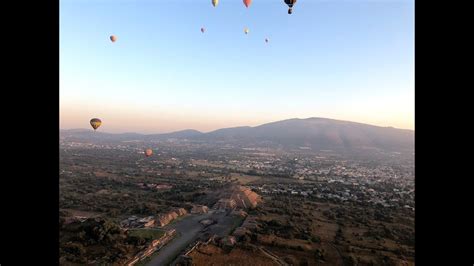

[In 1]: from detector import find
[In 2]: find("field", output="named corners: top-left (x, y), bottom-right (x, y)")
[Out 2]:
top-left (247, 194), bottom-right (415, 265)
top-left (190, 243), bottom-right (278, 266)
top-left (230, 173), bottom-right (262, 185)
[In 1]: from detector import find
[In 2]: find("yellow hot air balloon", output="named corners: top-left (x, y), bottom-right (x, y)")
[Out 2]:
top-left (212, 0), bottom-right (218, 7)
top-left (90, 118), bottom-right (102, 131)
top-left (110, 35), bottom-right (117, 42)
top-left (145, 148), bottom-right (153, 157)
top-left (244, 28), bottom-right (249, 34)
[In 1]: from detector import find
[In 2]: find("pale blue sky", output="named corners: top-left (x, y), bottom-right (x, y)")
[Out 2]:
top-left (60, 0), bottom-right (414, 133)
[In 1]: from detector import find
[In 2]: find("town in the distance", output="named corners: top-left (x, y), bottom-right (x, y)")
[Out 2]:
top-left (60, 117), bottom-right (414, 266)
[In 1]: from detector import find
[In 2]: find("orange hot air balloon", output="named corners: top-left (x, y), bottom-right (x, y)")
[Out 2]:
top-left (201, 27), bottom-right (205, 33)
top-left (243, 0), bottom-right (252, 8)
top-left (145, 148), bottom-right (153, 157)
top-left (90, 118), bottom-right (102, 131)
top-left (110, 35), bottom-right (117, 42)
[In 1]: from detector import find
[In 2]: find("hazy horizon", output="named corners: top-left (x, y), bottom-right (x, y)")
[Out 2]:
top-left (60, 0), bottom-right (414, 134)
top-left (60, 116), bottom-right (414, 135)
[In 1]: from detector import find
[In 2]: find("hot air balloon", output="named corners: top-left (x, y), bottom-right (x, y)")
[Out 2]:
top-left (284, 0), bottom-right (297, 14)
top-left (90, 118), bottom-right (102, 131)
top-left (110, 35), bottom-right (117, 42)
top-left (243, 0), bottom-right (252, 8)
top-left (145, 148), bottom-right (153, 157)
top-left (265, 38), bottom-right (269, 43)
top-left (201, 27), bottom-right (205, 33)
top-left (244, 28), bottom-right (249, 34)
top-left (212, 0), bottom-right (218, 7)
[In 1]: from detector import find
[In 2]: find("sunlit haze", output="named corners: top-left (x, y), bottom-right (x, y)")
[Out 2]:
top-left (60, 0), bottom-right (414, 134)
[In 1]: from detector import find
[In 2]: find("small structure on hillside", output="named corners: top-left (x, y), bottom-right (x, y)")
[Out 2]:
top-left (199, 219), bottom-right (216, 227)
top-left (191, 205), bottom-right (209, 214)
top-left (213, 199), bottom-right (237, 210)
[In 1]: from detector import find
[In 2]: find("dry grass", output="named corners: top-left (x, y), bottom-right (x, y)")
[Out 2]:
top-left (189, 244), bottom-right (278, 266)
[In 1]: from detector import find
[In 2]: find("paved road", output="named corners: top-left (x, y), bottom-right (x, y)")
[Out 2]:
top-left (145, 210), bottom-right (242, 266)
top-left (145, 212), bottom-right (212, 266)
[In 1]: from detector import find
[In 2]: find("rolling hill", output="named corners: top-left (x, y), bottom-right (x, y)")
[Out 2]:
top-left (61, 117), bottom-right (414, 152)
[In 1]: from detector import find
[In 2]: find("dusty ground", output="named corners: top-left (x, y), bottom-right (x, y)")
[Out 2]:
top-left (61, 209), bottom-right (102, 218)
top-left (189, 244), bottom-right (277, 266)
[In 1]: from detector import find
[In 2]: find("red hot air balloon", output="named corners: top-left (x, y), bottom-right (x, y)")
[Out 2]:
top-left (243, 0), bottom-right (252, 8)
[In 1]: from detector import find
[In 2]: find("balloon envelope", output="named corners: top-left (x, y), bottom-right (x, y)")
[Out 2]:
top-left (90, 118), bottom-right (102, 130)
top-left (284, 0), bottom-right (297, 6)
top-left (243, 0), bottom-right (252, 8)
top-left (145, 149), bottom-right (153, 157)
top-left (212, 0), bottom-right (218, 7)
top-left (284, 0), bottom-right (297, 13)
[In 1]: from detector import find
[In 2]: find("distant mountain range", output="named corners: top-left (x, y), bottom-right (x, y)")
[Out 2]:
top-left (61, 117), bottom-right (414, 152)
